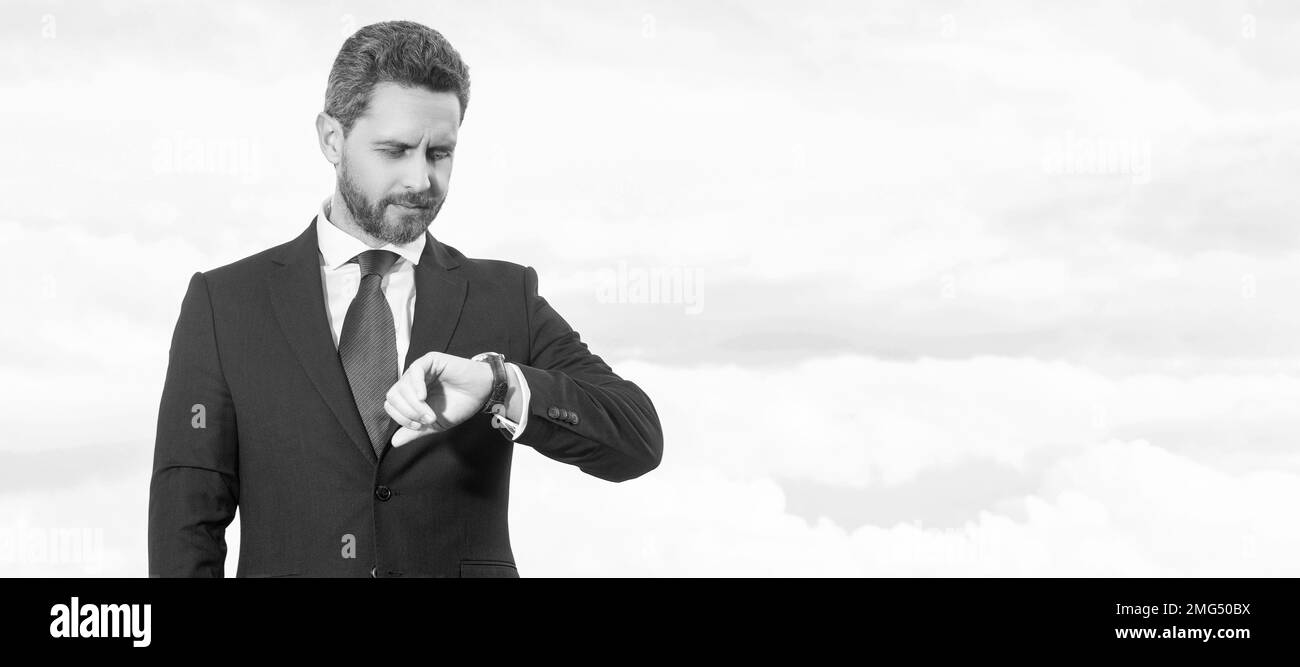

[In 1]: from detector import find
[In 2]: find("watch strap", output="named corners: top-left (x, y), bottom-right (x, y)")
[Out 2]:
top-left (475, 352), bottom-right (509, 414)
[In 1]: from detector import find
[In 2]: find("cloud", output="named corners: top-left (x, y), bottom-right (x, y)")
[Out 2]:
top-left (508, 435), bottom-right (1299, 576)
top-left (614, 356), bottom-right (1300, 488)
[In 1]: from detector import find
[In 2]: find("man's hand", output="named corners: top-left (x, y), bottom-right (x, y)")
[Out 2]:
top-left (385, 351), bottom-right (493, 447)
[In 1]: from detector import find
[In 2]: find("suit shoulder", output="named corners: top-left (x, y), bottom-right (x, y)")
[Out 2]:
top-left (438, 240), bottom-right (530, 283)
top-left (462, 256), bottom-right (529, 276)
top-left (200, 237), bottom-right (298, 287)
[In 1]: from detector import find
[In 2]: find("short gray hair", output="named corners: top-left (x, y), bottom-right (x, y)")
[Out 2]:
top-left (324, 20), bottom-right (471, 134)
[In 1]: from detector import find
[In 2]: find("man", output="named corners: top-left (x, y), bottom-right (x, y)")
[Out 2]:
top-left (148, 20), bottom-right (664, 578)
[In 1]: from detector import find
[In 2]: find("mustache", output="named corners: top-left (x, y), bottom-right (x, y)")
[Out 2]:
top-left (387, 196), bottom-right (438, 208)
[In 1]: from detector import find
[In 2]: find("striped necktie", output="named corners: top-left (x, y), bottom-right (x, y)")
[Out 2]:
top-left (338, 249), bottom-right (400, 458)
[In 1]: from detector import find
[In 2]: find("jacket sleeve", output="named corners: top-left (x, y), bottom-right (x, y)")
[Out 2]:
top-left (512, 265), bottom-right (664, 482)
top-left (148, 271), bottom-right (240, 577)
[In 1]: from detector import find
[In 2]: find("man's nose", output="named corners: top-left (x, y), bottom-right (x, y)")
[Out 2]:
top-left (400, 155), bottom-right (438, 192)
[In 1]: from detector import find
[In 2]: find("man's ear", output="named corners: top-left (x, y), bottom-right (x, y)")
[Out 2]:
top-left (316, 112), bottom-right (344, 166)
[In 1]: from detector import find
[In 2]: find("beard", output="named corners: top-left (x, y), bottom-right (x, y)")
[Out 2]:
top-left (337, 155), bottom-right (443, 245)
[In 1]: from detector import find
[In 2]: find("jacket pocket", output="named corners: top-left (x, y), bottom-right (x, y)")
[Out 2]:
top-left (459, 559), bottom-right (519, 578)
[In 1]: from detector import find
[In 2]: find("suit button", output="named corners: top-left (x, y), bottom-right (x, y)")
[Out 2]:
top-left (547, 407), bottom-right (560, 418)
top-left (375, 485), bottom-right (392, 501)
top-left (570, 414), bottom-right (580, 425)
top-left (559, 409), bottom-right (570, 419)
top-left (370, 567), bottom-right (377, 578)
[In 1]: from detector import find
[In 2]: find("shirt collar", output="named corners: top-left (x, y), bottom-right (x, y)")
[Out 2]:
top-left (316, 198), bottom-right (426, 271)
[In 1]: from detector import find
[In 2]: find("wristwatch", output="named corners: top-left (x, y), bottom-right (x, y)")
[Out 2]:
top-left (471, 352), bottom-right (520, 437)
top-left (471, 352), bottom-right (509, 414)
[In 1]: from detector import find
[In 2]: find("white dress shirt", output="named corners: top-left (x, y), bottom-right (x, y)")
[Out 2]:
top-left (316, 199), bottom-right (530, 440)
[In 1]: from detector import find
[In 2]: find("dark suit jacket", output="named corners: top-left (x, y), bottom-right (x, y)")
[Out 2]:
top-left (148, 219), bottom-right (664, 577)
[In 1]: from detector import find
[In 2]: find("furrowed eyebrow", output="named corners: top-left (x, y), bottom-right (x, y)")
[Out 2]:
top-left (372, 140), bottom-right (457, 150)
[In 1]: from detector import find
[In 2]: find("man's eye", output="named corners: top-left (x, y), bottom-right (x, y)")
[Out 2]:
top-left (382, 148), bottom-right (405, 157)
top-left (433, 151), bottom-right (453, 161)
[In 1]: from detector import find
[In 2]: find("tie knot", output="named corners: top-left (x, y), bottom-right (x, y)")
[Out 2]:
top-left (353, 249), bottom-right (399, 278)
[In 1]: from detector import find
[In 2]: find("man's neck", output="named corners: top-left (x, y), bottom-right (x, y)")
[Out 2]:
top-left (326, 192), bottom-right (388, 249)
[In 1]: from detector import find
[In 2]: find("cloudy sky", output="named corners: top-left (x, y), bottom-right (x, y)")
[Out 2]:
top-left (2, 0), bottom-right (1299, 576)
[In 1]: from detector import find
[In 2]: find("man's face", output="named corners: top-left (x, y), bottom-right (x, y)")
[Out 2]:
top-left (337, 82), bottom-right (460, 245)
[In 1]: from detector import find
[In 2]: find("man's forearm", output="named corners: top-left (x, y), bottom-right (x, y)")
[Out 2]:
top-left (512, 362), bottom-right (663, 482)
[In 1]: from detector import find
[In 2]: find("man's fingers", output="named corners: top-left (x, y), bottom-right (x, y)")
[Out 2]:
top-left (403, 370), bottom-right (433, 417)
top-left (391, 425), bottom-right (422, 448)
top-left (384, 400), bottom-right (409, 427)
top-left (397, 373), bottom-right (436, 424)
top-left (384, 388), bottom-right (424, 429)
top-left (407, 369), bottom-right (427, 402)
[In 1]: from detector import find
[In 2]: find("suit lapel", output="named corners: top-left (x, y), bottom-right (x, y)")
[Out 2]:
top-left (405, 230), bottom-right (467, 372)
top-left (266, 219), bottom-right (468, 467)
top-left (268, 219), bottom-right (378, 465)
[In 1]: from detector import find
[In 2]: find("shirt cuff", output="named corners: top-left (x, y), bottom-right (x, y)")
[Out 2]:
top-left (502, 362), bottom-right (530, 441)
